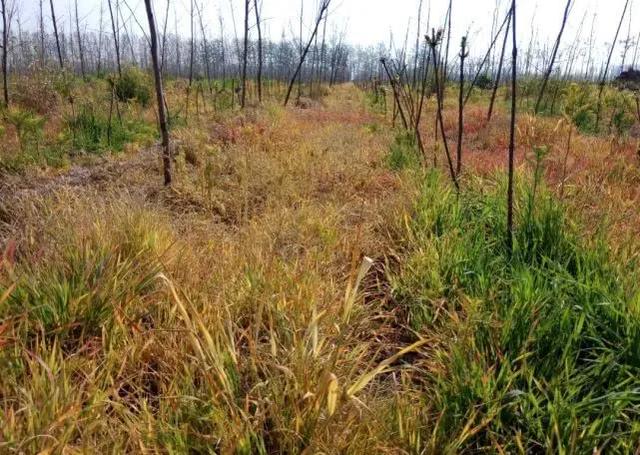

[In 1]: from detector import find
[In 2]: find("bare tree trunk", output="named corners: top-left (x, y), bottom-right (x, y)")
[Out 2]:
top-left (621, 0), bottom-right (633, 70)
top-left (457, 37), bottom-right (468, 176)
top-left (464, 6), bottom-right (511, 104)
top-left (107, 0), bottom-right (121, 76)
top-left (442, 0), bottom-right (452, 83)
top-left (241, 0), bottom-right (249, 107)
top-left (523, 6), bottom-right (537, 79)
top-left (194, 1), bottom-right (211, 92)
top-left (97, 2), bottom-right (104, 74)
top-left (143, 0), bottom-right (172, 186)
top-left (428, 30), bottom-right (459, 191)
top-left (596, 0), bottom-right (630, 130)
top-left (380, 58), bottom-right (408, 129)
top-left (189, 0), bottom-right (194, 86)
top-left (68, 10), bottom-right (76, 72)
top-left (584, 13), bottom-right (596, 80)
top-left (39, 0), bottom-right (45, 66)
top-left (297, 0), bottom-right (304, 99)
top-left (284, 0), bottom-right (331, 107)
top-left (185, 0), bottom-right (194, 120)
top-left (74, 0), bottom-right (86, 80)
top-left (309, 19), bottom-right (319, 97)
top-left (534, 0), bottom-right (571, 113)
top-left (632, 29), bottom-right (640, 69)
top-left (507, 0), bottom-right (517, 255)
top-left (412, 0), bottom-right (424, 89)
top-left (160, 0), bottom-right (170, 74)
top-left (219, 15), bottom-right (226, 83)
top-left (254, 0), bottom-right (263, 102)
top-left (174, 6), bottom-right (181, 77)
top-left (319, 11), bottom-right (328, 83)
top-left (1, 0), bottom-right (8, 107)
top-left (488, 10), bottom-right (511, 121)
top-left (49, 0), bottom-right (64, 69)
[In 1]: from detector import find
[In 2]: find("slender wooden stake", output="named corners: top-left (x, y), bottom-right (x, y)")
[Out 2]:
top-left (381, 58), bottom-right (409, 129)
top-left (442, 0), bottom-right (452, 84)
top-left (189, 0), bottom-right (195, 86)
top-left (143, 0), bottom-right (172, 186)
top-left (414, 48), bottom-right (431, 131)
top-left (412, 0), bottom-right (424, 90)
top-left (464, 6), bottom-right (511, 105)
top-left (49, 0), bottom-right (64, 69)
top-left (632, 29), bottom-right (640, 69)
top-left (284, 0), bottom-right (331, 107)
top-left (254, 0), bottom-right (263, 102)
top-left (507, 0), bottom-right (517, 256)
top-left (534, 0), bottom-right (572, 114)
top-left (194, 1), bottom-right (211, 92)
top-left (621, 0), bottom-right (633, 70)
top-left (241, 0), bottom-right (249, 107)
top-left (160, 0), bottom-right (170, 74)
top-left (297, 0), bottom-right (304, 99)
top-left (428, 29), bottom-right (459, 191)
top-left (107, 0), bottom-right (121, 76)
top-left (559, 122), bottom-right (572, 200)
top-left (1, 0), bottom-right (8, 106)
top-left (74, 0), bottom-right (86, 80)
top-left (39, 0), bottom-right (45, 66)
top-left (457, 36), bottom-right (468, 176)
top-left (107, 83), bottom-right (115, 145)
top-left (97, 2), bottom-right (104, 73)
top-left (488, 11), bottom-right (511, 121)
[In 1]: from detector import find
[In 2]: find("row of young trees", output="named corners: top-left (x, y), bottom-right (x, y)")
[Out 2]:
top-left (0, 1), bottom-right (349, 89)
top-left (376, 0), bottom-right (638, 253)
top-left (1, 0), bottom-right (637, 191)
top-left (2, 0), bottom-right (638, 93)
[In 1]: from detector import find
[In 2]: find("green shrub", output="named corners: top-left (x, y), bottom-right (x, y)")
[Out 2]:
top-left (3, 107), bottom-right (45, 153)
top-left (563, 83), bottom-right (597, 133)
top-left (114, 66), bottom-right (152, 106)
top-left (605, 90), bottom-right (636, 136)
top-left (475, 73), bottom-right (493, 90)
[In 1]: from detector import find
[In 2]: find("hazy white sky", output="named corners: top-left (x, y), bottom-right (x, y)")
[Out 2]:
top-left (20, 0), bottom-right (640, 65)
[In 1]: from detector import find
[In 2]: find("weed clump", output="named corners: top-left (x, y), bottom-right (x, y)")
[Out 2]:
top-left (387, 131), bottom-right (421, 170)
top-left (65, 104), bottom-right (155, 153)
top-left (3, 107), bottom-right (45, 153)
top-left (392, 171), bottom-right (640, 452)
top-left (114, 66), bottom-right (152, 106)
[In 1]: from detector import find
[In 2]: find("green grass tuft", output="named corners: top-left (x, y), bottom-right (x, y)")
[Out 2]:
top-left (392, 170), bottom-right (640, 452)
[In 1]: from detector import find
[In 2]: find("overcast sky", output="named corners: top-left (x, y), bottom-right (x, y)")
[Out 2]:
top-left (20, 0), bottom-right (640, 66)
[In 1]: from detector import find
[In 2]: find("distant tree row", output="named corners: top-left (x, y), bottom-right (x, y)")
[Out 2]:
top-left (2, 0), bottom-right (637, 88)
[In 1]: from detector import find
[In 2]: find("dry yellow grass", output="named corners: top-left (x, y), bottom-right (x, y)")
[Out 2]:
top-left (0, 84), bottom-right (428, 453)
top-left (1, 80), bottom-right (639, 453)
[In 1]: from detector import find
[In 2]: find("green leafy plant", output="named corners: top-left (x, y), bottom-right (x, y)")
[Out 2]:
top-left (605, 89), bottom-right (636, 137)
top-left (562, 83), bottom-right (597, 133)
top-left (3, 107), bottom-right (45, 153)
top-left (475, 73), bottom-right (493, 90)
top-left (387, 131), bottom-right (420, 170)
top-left (113, 66), bottom-right (152, 106)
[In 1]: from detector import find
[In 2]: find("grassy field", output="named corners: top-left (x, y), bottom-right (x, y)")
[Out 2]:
top-left (1, 78), bottom-right (639, 453)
